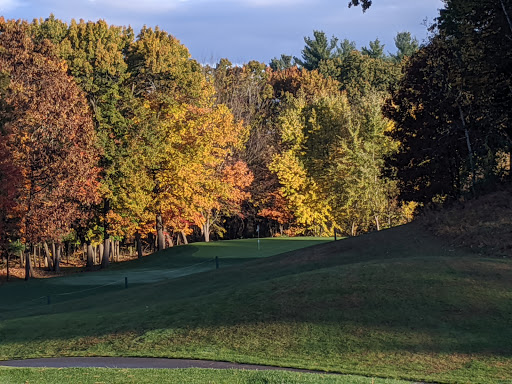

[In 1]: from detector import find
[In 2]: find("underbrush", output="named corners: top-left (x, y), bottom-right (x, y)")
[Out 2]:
top-left (420, 184), bottom-right (512, 258)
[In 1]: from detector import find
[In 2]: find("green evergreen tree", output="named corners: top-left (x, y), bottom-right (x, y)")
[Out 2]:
top-left (269, 54), bottom-right (294, 71)
top-left (295, 30), bottom-right (338, 70)
top-left (391, 32), bottom-right (419, 62)
top-left (336, 39), bottom-right (357, 58)
top-left (362, 38), bottom-right (386, 60)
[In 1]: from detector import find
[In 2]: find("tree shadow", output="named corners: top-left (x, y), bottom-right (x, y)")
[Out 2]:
top-left (1, 225), bottom-right (511, 364)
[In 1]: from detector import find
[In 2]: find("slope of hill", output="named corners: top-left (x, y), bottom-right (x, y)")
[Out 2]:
top-left (0, 221), bottom-right (511, 383)
top-left (421, 184), bottom-right (512, 257)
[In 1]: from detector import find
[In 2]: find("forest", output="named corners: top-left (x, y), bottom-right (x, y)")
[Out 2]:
top-left (0, 0), bottom-right (511, 279)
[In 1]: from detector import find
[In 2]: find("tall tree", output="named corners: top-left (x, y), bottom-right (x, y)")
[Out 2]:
top-left (362, 38), bottom-right (386, 60)
top-left (0, 19), bottom-right (101, 278)
top-left (391, 31), bottom-right (419, 62)
top-left (386, 0), bottom-right (512, 203)
top-left (124, 27), bottom-right (248, 248)
top-left (295, 30), bottom-right (339, 70)
top-left (437, 0), bottom-right (512, 145)
top-left (327, 93), bottom-right (399, 235)
top-left (336, 39), bottom-right (357, 58)
top-left (318, 51), bottom-right (401, 99)
top-left (208, 59), bottom-right (276, 237)
top-left (0, 133), bottom-right (21, 264)
top-left (31, 17), bottom-right (134, 267)
top-left (269, 54), bottom-right (294, 71)
top-left (197, 159), bottom-right (254, 242)
top-left (268, 66), bottom-right (403, 235)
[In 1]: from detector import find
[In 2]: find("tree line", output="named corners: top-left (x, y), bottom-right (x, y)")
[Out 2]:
top-left (1, 0), bottom-right (510, 280)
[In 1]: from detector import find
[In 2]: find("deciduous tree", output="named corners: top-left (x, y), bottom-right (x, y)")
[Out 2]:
top-left (0, 19), bottom-right (101, 278)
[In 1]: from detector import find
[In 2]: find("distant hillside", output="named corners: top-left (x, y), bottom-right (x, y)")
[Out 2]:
top-left (420, 184), bottom-right (512, 258)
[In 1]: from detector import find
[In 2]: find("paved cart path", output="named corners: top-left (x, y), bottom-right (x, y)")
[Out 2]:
top-left (0, 357), bottom-right (333, 374)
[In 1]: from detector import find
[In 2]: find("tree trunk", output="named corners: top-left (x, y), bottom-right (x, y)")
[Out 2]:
top-left (135, 232), bottom-right (143, 259)
top-left (6, 252), bottom-right (9, 281)
top-left (32, 246), bottom-right (37, 271)
top-left (65, 242), bottom-right (70, 263)
top-left (101, 237), bottom-right (110, 268)
top-left (203, 215), bottom-right (211, 243)
top-left (86, 242), bottom-right (94, 270)
top-left (115, 240), bottom-right (120, 262)
top-left (180, 231), bottom-right (188, 245)
top-left (375, 215), bottom-right (380, 231)
top-left (500, 0), bottom-right (512, 35)
top-left (147, 233), bottom-right (153, 253)
top-left (98, 243), bottom-right (104, 266)
top-left (458, 103), bottom-right (476, 194)
top-left (102, 199), bottom-right (111, 268)
top-left (43, 242), bottom-right (53, 271)
top-left (156, 213), bottom-right (165, 251)
top-left (351, 221), bottom-right (357, 237)
top-left (54, 243), bottom-right (61, 273)
top-left (165, 233), bottom-right (174, 247)
top-left (24, 246), bottom-right (33, 281)
top-left (51, 242), bottom-right (57, 270)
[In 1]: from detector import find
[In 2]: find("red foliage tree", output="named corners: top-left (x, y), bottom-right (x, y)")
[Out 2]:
top-left (0, 19), bottom-right (101, 278)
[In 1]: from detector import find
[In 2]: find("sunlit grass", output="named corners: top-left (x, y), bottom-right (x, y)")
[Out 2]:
top-left (1, 225), bottom-right (511, 383)
top-left (0, 367), bottom-right (412, 384)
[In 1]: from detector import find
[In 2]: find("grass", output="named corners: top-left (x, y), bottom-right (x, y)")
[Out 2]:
top-left (0, 367), bottom-right (412, 384)
top-left (0, 227), bottom-right (511, 383)
top-left (421, 185), bottom-right (512, 258)
top-left (0, 237), bottom-right (331, 310)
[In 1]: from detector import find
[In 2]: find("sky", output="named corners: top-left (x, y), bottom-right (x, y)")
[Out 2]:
top-left (0, 0), bottom-right (444, 65)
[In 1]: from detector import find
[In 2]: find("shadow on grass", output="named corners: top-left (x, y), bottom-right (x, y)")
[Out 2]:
top-left (0, 238), bottom-right (332, 313)
top-left (0, 224), bottom-right (511, 376)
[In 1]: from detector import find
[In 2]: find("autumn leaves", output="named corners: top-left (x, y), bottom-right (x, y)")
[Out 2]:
top-left (0, 16), bottom-right (414, 273)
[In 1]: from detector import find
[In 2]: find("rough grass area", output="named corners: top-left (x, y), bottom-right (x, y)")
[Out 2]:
top-left (0, 367), bottom-right (412, 384)
top-left (421, 184), bottom-right (512, 257)
top-left (0, 226), bottom-right (511, 383)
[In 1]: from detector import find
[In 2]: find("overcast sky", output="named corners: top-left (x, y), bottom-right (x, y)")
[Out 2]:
top-left (1, 0), bottom-right (444, 64)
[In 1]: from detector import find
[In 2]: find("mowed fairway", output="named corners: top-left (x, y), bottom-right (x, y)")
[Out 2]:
top-left (0, 237), bottom-right (330, 309)
top-left (1, 226), bottom-right (512, 384)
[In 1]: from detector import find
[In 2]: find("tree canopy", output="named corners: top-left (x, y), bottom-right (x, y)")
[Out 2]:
top-left (1, 2), bottom-right (509, 278)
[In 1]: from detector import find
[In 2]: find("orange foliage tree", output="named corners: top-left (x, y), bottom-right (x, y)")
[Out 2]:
top-left (0, 20), bottom-right (101, 278)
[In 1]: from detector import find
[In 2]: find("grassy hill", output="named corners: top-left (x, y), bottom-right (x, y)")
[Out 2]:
top-left (0, 222), bottom-right (511, 383)
top-left (421, 186), bottom-right (512, 258)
